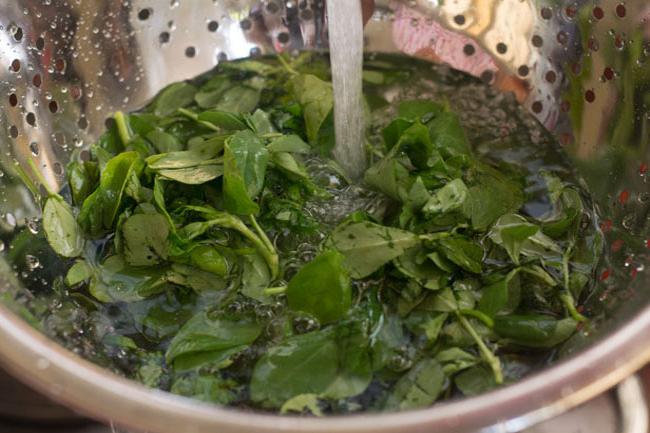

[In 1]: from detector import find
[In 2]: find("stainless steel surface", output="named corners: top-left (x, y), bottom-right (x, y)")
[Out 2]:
top-left (0, 0), bottom-right (648, 432)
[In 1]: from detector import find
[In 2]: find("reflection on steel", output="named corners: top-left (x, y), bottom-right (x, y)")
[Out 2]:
top-left (0, 1), bottom-right (648, 432)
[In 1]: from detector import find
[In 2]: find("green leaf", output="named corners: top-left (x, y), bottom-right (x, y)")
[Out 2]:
top-left (213, 85), bottom-right (261, 113)
top-left (364, 155), bottom-right (412, 202)
top-left (189, 245), bottom-right (228, 276)
top-left (427, 111), bottom-right (470, 156)
top-left (394, 246), bottom-right (445, 290)
top-left (245, 109), bottom-right (275, 134)
top-left (271, 152), bottom-right (309, 179)
top-left (241, 252), bottom-right (271, 302)
top-left (158, 165), bottom-right (223, 184)
top-left (493, 315), bottom-right (577, 348)
top-left (423, 178), bottom-right (469, 215)
top-left (67, 160), bottom-right (99, 206)
top-left (171, 374), bottom-right (238, 405)
top-left (280, 394), bottom-right (323, 416)
top-left (384, 359), bottom-right (445, 410)
top-left (267, 134), bottom-right (311, 154)
top-left (250, 323), bottom-right (370, 407)
top-left (478, 268), bottom-right (521, 317)
top-left (223, 130), bottom-right (270, 215)
top-left (146, 150), bottom-right (220, 170)
top-left (393, 123), bottom-right (434, 170)
top-left (146, 129), bottom-right (183, 153)
top-left (153, 82), bottom-right (197, 116)
top-left (455, 365), bottom-right (497, 396)
top-left (382, 118), bottom-right (413, 151)
top-left (328, 221), bottom-right (420, 278)
top-left (88, 255), bottom-right (165, 303)
top-left (43, 197), bottom-right (85, 258)
top-left (166, 312), bottom-right (262, 370)
top-left (197, 111), bottom-right (248, 131)
top-left (122, 213), bottom-right (170, 266)
top-left (287, 251), bottom-right (351, 324)
top-left (436, 238), bottom-right (483, 274)
top-left (462, 165), bottom-right (524, 230)
top-left (79, 151), bottom-right (144, 237)
top-left (489, 214), bottom-right (562, 262)
top-left (435, 348), bottom-right (479, 375)
top-left (288, 74), bottom-right (333, 143)
top-left (65, 260), bottom-right (92, 286)
top-left (397, 100), bottom-right (444, 122)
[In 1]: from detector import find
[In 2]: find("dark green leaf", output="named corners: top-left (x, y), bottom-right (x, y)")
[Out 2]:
top-left (223, 130), bottom-right (270, 215)
top-left (288, 74), bottom-right (333, 143)
top-left (436, 238), bottom-right (483, 274)
top-left (197, 111), bottom-right (248, 131)
top-left (287, 251), bottom-right (351, 324)
top-left (122, 213), bottom-right (170, 266)
top-left (328, 221), bottom-right (420, 278)
top-left (153, 82), bottom-right (197, 116)
top-left (493, 315), bottom-right (577, 348)
top-left (384, 359), bottom-right (445, 410)
top-left (43, 197), bottom-right (85, 258)
top-left (166, 312), bottom-right (262, 370)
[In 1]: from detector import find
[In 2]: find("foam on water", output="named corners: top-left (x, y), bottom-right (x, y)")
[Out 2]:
top-left (327, 0), bottom-right (366, 180)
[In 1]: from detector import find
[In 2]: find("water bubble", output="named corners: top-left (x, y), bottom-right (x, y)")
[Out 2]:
top-left (26, 217), bottom-right (39, 234)
top-left (5, 213), bottom-right (16, 227)
top-left (25, 254), bottom-right (41, 270)
top-left (621, 214), bottom-right (636, 229)
top-left (0, 241), bottom-right (6, 252)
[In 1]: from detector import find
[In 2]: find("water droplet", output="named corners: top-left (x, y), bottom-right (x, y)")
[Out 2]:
top-left (36, 358), bottom-right (50, 370)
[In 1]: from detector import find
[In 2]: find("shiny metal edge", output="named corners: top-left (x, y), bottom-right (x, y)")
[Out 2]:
top-left (1, 298), bottom-right (650, 433)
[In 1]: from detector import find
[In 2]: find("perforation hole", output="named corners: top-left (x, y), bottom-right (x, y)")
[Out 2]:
top-left (11, 59), bottom-right (21, 72)
top-left (463, 44), bottom-right (475, 56)
top-left (453, 15), bottom-right (466, 26)
top-left (593, 7), bottom-right (604, 20)
top-left (546, 71), bottom-right (557, 83)
top-left (496, 43), bottom-right (508, 54)
top-left (32, 74), bottom-right (42, 87)
top-left (532, 35), bottom-right (543, 47)
top-left (138, 8), bottom-right (152, 20)
top-left (48, 100), bottom-right (58, 113)
top-left (78, 117), bottom-right (88, 130)
top-left (9, 94), bottom-right (18, 107)
top-left (541, 7), bottom-right (553, 20)
top-left (35, 36), bottom-right (45, 50)
top-left (480, 70), bottom-right (494, 84)
top-left (9, 125), bottom-right (18, 139)
top-left (26, 112), bottom-right (36, 126)
top-left (185, 46), bottom-right (197, 58)
top-left (207, 21), bottom-right (219, 32)
top-left (277, 32), bottom-right (290, 44)
top-left (12, 27), bottom-right (23, 42)
top-left (585, 89), bottom-right (596, 103)
top-left (532, 101), bottom-right (543, 113)
top-left (240, 19), bottom-right (252, 31)
top-left (616, 4), bottom-right (626, 18)
top-left (517, 65), bottom-right (530, 77)
top-left (159, 32), bottom-right (170, 44)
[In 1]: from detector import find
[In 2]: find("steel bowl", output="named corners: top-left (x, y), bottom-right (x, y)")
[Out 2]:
top-left (0, 0), bottom-right (649, 432)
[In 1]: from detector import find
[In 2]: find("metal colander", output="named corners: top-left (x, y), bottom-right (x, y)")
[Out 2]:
top-left (0, 1), bottom-right (649, 432)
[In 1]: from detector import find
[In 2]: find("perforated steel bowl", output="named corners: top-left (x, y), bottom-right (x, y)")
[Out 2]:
top-left (0, 1), bottom-right (649, 432)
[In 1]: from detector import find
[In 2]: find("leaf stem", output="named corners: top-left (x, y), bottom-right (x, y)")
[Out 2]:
top-left (177, 108), bottom-right (221, 132)
top-left (114, 111), bottom-right (132, 145)
top-left (418, 232), bottom-right (451, 242)
top-left (264, 286), bottom-right (288, 295)
top-left (457, 313), bottom-right (503, 384)
top-left (459, 309), bottom-right (494, 328)
top-left (560, 292), bottom-right (587, 322)
top-left (215, 214), bottom-right (279, 280)
top-left (27, 159), bottom-right (58, 198)
top-left (276, 54), bottom-right (298, 76)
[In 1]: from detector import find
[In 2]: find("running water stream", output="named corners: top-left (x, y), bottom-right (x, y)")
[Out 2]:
top-left (327, 0), bottom-right (367, 180)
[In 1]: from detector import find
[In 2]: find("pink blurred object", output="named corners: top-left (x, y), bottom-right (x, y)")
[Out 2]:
top-left (391, 4), bottom-right (498, 79)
